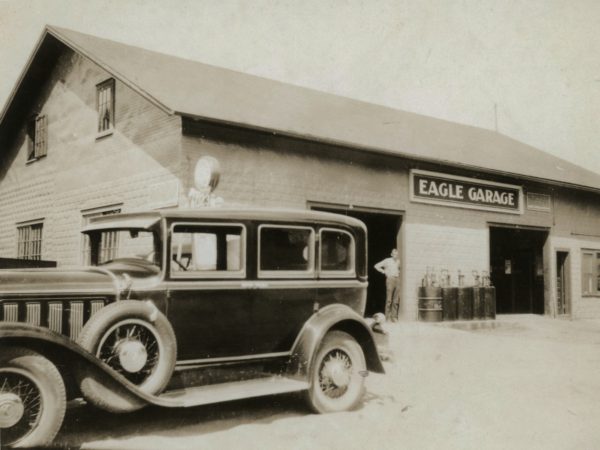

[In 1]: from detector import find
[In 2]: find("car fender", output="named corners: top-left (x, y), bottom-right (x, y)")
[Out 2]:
top-left (287, 304), bottom-right (385, 379)
top-left (0, 322), bottom-right (164, 407)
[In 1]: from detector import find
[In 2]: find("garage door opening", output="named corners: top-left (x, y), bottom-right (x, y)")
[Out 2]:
top-left (310, 204), bottom-right (402, 316)
top-left (490, 226), bottom-right (548, 314)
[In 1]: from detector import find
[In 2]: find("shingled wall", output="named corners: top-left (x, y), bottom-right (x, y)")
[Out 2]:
top-left (0, 48), bottom-right (181, 266)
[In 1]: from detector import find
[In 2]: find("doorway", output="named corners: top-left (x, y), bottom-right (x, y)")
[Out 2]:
top-left (556, 251), bottom-right (570, 315)
top-left (310, 204), bottom-right (402, 316)
top-left (489, 226), bottom-right (548, 314)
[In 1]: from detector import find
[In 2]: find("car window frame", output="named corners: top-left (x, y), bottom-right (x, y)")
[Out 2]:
top-left (168, 221), bottom-right (247, 280)
top-left (318, 227), bottom-right (356, 278)
top-left (257, 224), bottom-right (315, 279)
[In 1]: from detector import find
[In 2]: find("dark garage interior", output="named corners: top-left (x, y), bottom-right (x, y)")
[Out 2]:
top-left (490, 226), bottom-right (548, 314)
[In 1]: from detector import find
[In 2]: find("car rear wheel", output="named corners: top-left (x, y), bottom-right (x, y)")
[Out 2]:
top-left (0, 347), bottom-right (66, 448)
top-left (76, 301), bottom-right (177, 412)
top-left (305, 330), bottom-right (366, 413)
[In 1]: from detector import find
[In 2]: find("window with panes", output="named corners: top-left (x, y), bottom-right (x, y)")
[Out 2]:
top-left (17, 222), bottom-right (43, 260)
top-left (581, 250), bottom-right (600, 295)
top-left (96, 79), bottom-right (115, 133)
top-left (27, 114), bottom-right (48, 161)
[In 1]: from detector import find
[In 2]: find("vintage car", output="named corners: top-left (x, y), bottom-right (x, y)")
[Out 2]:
top-left (0, 208), bottom-right (385, 448)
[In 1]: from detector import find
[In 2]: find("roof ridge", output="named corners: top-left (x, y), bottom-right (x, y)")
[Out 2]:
top-left (44, 26), bottom-right (511, 138)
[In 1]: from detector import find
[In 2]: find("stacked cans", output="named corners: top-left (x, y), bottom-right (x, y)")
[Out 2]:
top-left (419, 268), bottom-right (496, 322)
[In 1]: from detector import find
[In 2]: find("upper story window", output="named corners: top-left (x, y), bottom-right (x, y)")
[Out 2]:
top-left (170, 223), bottom-right (245, 278)
top-left (17, 221), bottom-right (43, 260)
top-left (27, 114), bottom-right (48, 162)
top-left (258, 225), bottom-right (314, 278)
top-left (96, 79), bottom-right (115, 134)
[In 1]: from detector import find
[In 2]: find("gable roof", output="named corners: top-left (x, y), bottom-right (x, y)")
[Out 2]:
top-left (2, 25), bottom-right (600, 193)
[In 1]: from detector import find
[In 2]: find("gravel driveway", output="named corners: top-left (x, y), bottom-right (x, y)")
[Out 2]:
top-left (54, 315), bottom-right (600, 449)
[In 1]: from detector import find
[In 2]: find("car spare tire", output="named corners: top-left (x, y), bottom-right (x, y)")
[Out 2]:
top-left (76, 300), bottom-right (177, 412)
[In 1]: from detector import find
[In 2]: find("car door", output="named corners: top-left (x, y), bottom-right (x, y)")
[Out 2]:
top-left (165, 221), bottom-right (256, 361)
top-left (250, 224), bottom-right (317, 353)
top-left (315, 227), bottom-right (366, 313)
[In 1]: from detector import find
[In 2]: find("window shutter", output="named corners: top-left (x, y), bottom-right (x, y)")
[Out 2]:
top-left (27, 118), bottom-right (36, 161)
top-left (37, 115), bottom-right (48, 157)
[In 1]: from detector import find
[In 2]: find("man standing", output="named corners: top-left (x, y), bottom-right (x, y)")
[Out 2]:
top-left (374, 248), bottom-right (401, 321)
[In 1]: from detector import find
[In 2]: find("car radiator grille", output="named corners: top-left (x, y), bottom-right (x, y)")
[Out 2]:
top-left (1, 298), bottom-right (107, 340)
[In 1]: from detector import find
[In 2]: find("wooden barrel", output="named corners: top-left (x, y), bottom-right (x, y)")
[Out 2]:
top-left (483, 286), bottom-right (496, 319)
top-left (457, 287), bottom-right (473, 320)
top-left (418, 286), bottom-right (443, 322)
top-left (442, 287), bottom-right (458, 321)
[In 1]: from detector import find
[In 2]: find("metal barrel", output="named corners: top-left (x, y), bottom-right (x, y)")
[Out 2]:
top-left (418, 286), bottom-right (443, 322)
top-left (472, 287), bottom-right (485, 320)
top-left (483, 286), bottom-right (496, 319)
top-left (457, 287), bottom-right (473, 320)
top-left (442, 287), bottom-right (458, 321)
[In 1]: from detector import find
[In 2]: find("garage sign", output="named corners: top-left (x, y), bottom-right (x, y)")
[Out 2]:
top-left (410, 170), bottom-right (523, 214)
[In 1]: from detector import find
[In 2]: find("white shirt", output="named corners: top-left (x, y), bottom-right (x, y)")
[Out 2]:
top-left (375, 257), bottom-right (400, 278)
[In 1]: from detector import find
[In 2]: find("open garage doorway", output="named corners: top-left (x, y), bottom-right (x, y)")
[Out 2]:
top-left (309, 203), bottom-right (402, 316)
top-left (490, 225), bottom-right (548, 314)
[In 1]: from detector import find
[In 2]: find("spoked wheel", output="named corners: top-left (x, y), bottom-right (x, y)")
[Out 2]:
top-left (305, 331), bottom-right (367, 413)
top-left (96, 318), bottom-right (161, 386)
top-left (0, 347), bottom-right (66, 448)
top-left (76, 301), bottom-right (176, 412)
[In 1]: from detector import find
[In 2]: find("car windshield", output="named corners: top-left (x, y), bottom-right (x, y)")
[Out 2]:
top-left (85, 229), bottom-right (159, 266)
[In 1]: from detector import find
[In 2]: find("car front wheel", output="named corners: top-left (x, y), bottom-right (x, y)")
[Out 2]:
top-left (0, 347), bottom-right (66, 448)
top-left (76, 300), bottom-right (177, 412)
top-left (305, 330), bottom-right (367, 413)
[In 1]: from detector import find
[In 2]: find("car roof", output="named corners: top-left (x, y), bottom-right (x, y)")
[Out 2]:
top-left (83, 208), bottom-right (367, 232)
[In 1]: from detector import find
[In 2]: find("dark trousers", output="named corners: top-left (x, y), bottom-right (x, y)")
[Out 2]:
top-left (385, 276), bottom-right (401, 320)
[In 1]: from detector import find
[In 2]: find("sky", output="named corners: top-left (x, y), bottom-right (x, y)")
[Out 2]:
top-left (1, 0), bottom-right (599, 173)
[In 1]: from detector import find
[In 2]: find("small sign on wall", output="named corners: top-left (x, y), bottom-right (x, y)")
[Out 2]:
top-left (410, 170), bottom-right (523, 214)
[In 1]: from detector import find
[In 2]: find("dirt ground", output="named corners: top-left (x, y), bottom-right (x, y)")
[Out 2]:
top-left (54, 315), bottom-right (600, 449)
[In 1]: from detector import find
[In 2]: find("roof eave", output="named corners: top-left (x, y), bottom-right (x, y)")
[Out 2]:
top-left (178, 112), bottom-right (600, 195)
top-left (0, 27), bottom-right (50, 126)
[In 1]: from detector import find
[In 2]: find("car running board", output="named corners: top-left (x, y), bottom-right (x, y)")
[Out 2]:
top-left (154, 376), bottom-right (309, 408)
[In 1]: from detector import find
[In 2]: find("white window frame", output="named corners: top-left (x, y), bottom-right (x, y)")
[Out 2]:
top-left (16, 219), bottom-right (44, 260)
top-left (96, 78), bottom-right (115, 136)
top-left (581, 249), bottom-right (600, 296)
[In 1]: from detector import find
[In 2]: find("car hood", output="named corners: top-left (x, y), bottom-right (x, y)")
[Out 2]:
top-left (0, 267), bottom-right (123, 297)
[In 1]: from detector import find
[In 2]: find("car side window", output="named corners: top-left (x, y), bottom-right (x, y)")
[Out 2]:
top-left (170, 223), bottom-right (245, 278)
top-left (258, 225), bottom-right (314, 278)
top-left (319, 228), bottom-right (355, 276)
